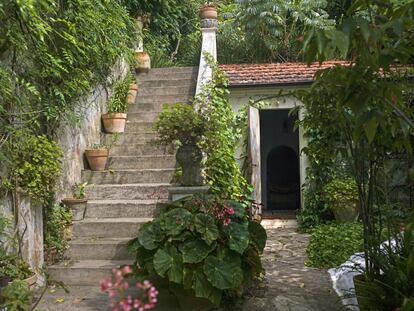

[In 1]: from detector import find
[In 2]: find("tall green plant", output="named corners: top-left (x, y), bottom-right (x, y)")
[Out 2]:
top-left (301, 0), bottom-right (414, 275)
top-left (195, 54), bottom-right (251, 201)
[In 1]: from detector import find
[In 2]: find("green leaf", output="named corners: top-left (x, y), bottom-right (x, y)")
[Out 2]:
top-left (138, 221), bottom-right (164, 250)
top-left (227, 201), bottom-right (246, 219)
top-left (330, 30), bottom-right (349, 58)
top-left (179, 240), bottom-right (215, 263)
top-left (364, 116), bottom-right (378, 144)
top-left (153, 249), bottom-right (172, 277)
top-left (162, 208), bottom-right (192, 236)
top-left (248, 221), bottom-right (267, 253)
top-left (227, 222), bottom-right (249, 254)
top-left (194, 213), bottom-right (219, 245)
top-left (203, 255), bottom-right (243, 290)
top-left (153, 245), bottom-right (183, 283)
top-left (193, 269), bottom-right (214, 300)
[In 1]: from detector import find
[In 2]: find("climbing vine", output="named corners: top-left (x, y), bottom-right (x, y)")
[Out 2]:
top-left (195, 55), bottom-right (251, 201)
top-left (0, 0), bottom-right (135, 205)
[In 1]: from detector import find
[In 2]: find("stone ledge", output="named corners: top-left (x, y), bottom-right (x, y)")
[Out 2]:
top-left (168, 185), bottom-right (210, 201)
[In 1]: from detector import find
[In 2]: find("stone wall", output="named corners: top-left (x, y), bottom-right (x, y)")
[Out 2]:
top-left (55, 60), bottom-right (129, 200)
top-left (0, 60), bottom-right (129, 281)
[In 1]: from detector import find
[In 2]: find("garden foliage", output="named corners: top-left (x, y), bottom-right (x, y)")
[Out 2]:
top-left (107, 73), bottom-right (133, 114)
top-left (306, 223), bottom-right (363, 268)
top-left (128, 195), bottom-right (267, 306)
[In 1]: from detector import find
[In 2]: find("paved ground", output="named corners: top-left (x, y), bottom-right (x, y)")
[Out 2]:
top-left (36, 228), bottom-right (343, 311)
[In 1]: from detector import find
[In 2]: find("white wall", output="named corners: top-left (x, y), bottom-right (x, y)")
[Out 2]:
top-left (228, 85), bottom-right (308, 209)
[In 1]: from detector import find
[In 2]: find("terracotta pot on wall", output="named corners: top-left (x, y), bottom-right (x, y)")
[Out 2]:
top-left (85, 149), bottom-right (109, 171)
top-left (61, 198), bottom-right (88, 221)
top-left (102, 113), bottom-right (127, 133)
top-left (127, 83), bottom-right (138, 105)
top-left (200, 5), bottom-right (217, 19)
top-left (135, 52), bottom-right (151, 73)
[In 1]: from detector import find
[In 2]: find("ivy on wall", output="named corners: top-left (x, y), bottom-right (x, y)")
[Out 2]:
top-left (0, 0), bottom-right (135, 204)
top-left (195, 55), bottom-right (252, 201)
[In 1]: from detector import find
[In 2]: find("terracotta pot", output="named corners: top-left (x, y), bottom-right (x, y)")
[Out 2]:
top-left (85, 149), bottom-right (109, 171)
top-left (176, 144), bottom-right (204, 186)
top-left (102, 113), bottom-right (127, 133)
top-left (127, 83), bottom-right (138, 105)
top-left (62, 198), bottom-right (88, 221)
top-left (135, 52), bottom-right (151, 73)
top-left (200, 5), bottom-right (217, 19)
top-left (24, 274), bottom-right (37, 289)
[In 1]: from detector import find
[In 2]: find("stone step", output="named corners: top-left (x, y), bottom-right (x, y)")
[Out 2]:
top-left (137, 67), bottom-right (198, 81)
top-left (108, 155), bottom-right (175, 170)
top-left (86, 183), bottom-right (170, 200)
top-left (85, 200), bottom-right (165, 218)
top-left (137, 85), bottom-right (196, 97)
top-left (127, 112), bottom-right (161, 122)
top-left (110, 144), bottom-right (173, 156)
top-left (128, 103), bottom-right (167, 114)
top-left (67, 238), bottom-right (133, 261)
top-left (103, 132), bottom-right (157, 145)
top-left (138, 78), bottom-right (196, 88)
top-left (82, 169), bottom-right (174, 184)
top-left (48, 259), bottom-right (131, 286)
top-left (134, 94), bottom-right (194, 105)
top-left (72, 217), bottom-right (150, 238)
top-left (125, 121), bottom-right (154, 131)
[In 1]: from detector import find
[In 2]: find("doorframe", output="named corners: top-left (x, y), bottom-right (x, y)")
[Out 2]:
top-left (253, 102), bottom-right (307, 211)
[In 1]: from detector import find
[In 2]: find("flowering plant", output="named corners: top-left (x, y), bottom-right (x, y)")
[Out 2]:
top-left (128, 194), bottom-right (267, 307)
top-left (100, 266), bottom-right (158, 311)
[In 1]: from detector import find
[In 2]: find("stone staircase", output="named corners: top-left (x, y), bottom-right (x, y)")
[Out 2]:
top-left (48, 67), bottom-right (198, 286)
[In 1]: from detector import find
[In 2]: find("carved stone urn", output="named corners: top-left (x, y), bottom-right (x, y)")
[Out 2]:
top-left (176, 144), bottom-right (204, 186)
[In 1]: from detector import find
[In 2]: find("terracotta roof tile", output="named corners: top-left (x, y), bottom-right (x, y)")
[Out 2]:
top-left (219, 61), bottom-right (349, 86)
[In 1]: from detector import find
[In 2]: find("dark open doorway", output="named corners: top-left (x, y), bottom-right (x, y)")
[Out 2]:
top-left (260, 109), bottom-right (300, 217)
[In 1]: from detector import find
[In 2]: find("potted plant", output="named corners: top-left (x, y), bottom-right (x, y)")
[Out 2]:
top-left (0, 254), bottom-right (37, 289)
top-left (102, 74), bottom-right (133, 133)
top-left (127, 83), bottom-right (138, 105)
top-left (62, 182), bottom-right (88, 221)
top-left (135, 51), bottom-right (151, 73)
top-left (85, 134), bottom-right (118, 171)
top-left (200, 2), bottom-right (217, 19)
top-left (154, 103), bottom-right (205, 186)
top-left (324, 178), bottom-right (359, 223)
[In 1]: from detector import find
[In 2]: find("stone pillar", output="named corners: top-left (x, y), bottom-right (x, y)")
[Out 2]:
top-left (195, 18), bottom-right (218, 95)
top-left (16, 193), bottom-right (44, 284)
top-left (135, 17), bottom-right (144, 53)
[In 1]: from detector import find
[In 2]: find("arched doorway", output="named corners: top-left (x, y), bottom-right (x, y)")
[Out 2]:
top-left (267, 146), bottom-right (300, 210)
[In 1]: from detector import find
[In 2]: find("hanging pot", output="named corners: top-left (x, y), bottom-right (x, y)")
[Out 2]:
top-left (85, 149), bottom-right (109, 171)
top-left (175, 144), bottom-right (204, 186)
top-left (102, 113), bottom-right (127, 133)
top-left (62, 198), bottom-right (88, 221)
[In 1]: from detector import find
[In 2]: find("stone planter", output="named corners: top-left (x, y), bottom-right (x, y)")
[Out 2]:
top-left (135, 52), bottom-right (151, 73)
top-left (176, 144), bottom-right (204, 186)
top-left (85, 149), bottom-right (109, 171)
top-left (102, 113), bottom-right (127, 133)
top-left (331, 200), bottom-right (359, 224)
top-left (62, 198), bottom-right (88, 221)
top-left (200, 5), bottom-right (217, 19)
top-left (127, 83), bottom-right (138, 105)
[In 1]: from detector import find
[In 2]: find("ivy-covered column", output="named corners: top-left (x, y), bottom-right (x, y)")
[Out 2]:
top-left (195, 9), bottom-right (218, 94)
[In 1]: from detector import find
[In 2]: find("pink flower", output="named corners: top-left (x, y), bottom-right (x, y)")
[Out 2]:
top-left (227, 207), bottom-right (235, 215)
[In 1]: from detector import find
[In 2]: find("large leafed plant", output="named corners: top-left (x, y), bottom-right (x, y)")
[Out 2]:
top-left (128, 195), bottom-right (267, 306)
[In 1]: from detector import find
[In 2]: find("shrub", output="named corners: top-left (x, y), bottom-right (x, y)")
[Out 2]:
top-left (3, 132), bottom-right (63, 204)
top-left (44, 204), bottom-right (73, 261)
top-left (107, 73), bottom-right (133, 114)
top-left (0, 254), bottom-right (33, 281)
top-left (306, 222), bottom-right (363, 268)
top-left (128, 195), bottom-right (267, 307)
top-left (154, 103), bottom-right (205, 145)
top-left (0, 280), bottom-right (32, 311)
top-left (324, 178), bottom-right (358, 204)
